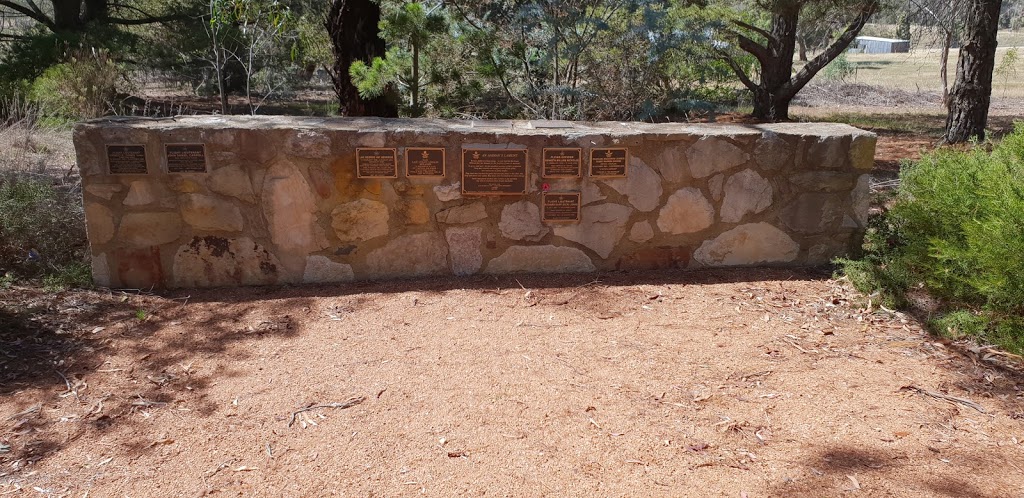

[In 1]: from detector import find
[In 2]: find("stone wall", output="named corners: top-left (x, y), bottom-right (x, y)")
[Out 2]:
top-left (74, 117), bottom-right (876, 288)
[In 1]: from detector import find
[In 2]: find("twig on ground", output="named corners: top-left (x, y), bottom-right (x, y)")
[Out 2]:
top-left (900, 385), bottom-right (987, 414)
top-left (288, 396), bottom-right (366, 427)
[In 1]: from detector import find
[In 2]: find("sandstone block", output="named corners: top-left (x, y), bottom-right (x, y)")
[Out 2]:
top-left (85, 203), bottom-right (116, 245)
top-left (366, 233), bottom-right (449, 278)
top-left (789, 171), bottom-right (856, 192)
top-left (600, 158), bottom-right (663, 212)
top-left (629, 221), bottom-right (654, 243)
top-left (118, 212), bottom-right (182, 247)
top-left (754, 131), bottom-right (793, 171)
top-left (781, 193), bottom-right (843, 234)
top-left (851, 174), bottom-right (871, 226)
top-left (123, 180), bottom-right (158, 207)
top-left (616, 246), bottom-right (690, 271)
top-left (286, 130), bottom-right (331, 158)
top-left (172, 236), bottom-right (281, 287)
top-left (114, 246), bottom-right (163, 288)
top-left (553, 203), bottom-right (632, 258)
top-left (91, 253), bottom-right (111, 287)
top-left (709, 174), bottom-right (725, 202)
top-left (687, 137), bottom-right (749, 178)
top-left (445, 226), bottom-right (483, 276)
top-left (436, 202), bottom-right (487, 224)
top-left (405, 200), bottom-right (430, 225)
top-left (580, 180), bottom-right (606, 206)
top-left (657, 188), bottom-right (715, 234)
top-left (499, 201), bottom-right (549, 241)
top-left (720, 169), bottom-right (773, 223)
top-left (850, 134), bottom-right (877, 171)
top-left (433, 183), bottom-right (462, 202)
top-left (804, 136), bottom-right (847, 170)
top-left (693, 223), bottom-right (799, 266)
top-left (656, 146), bottom-right (689, 183)
top-left (180, 194), bottom-right (244, 232)
top-left (303, 255), bottom-right (355, 283)
top-left (85, 183), bottom-right (123, 200)
top-left (262, 160), bottom-right (325, 254)
top-left (331, 199), bottom-right (390, 242)
top-left (208, 165), bottom-right (256, 203)
top-left (485, 245), bottom-right (595, 274)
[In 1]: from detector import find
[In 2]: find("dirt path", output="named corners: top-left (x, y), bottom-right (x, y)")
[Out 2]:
top-left (2, 269), bottom-right (1023, 497)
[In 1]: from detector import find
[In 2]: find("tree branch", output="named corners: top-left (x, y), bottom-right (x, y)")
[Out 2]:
top-left (715, 48), bottom-right (758, 92)
top-left (0, 0), bottom-right (54, 29)
top-left (107, 13), bottom-right (190, 25)
top-left (731, 19), bottom-right (775, 44)
top-left (782, 0), bottom-right (878, 99)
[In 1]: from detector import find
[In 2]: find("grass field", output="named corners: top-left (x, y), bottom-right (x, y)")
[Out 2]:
top-left (836, 47), bottom-right (1024, 98)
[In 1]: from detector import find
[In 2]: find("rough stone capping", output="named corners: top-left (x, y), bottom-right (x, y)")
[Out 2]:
top-left (73, 116), bottom-right (876, 289)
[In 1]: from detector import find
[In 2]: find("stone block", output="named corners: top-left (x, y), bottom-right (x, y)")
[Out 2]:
top-left (180, 194), bottom-right (244, 232)
top-left (789, 171), bottom-right (856, 192)
top-left (553, 203), bottom-right (632, 259)
top-left (499, 201), bottom-right (549, 241)
top-left (687, 137), bottom-right (749, 178)
top-left (754, 131), bottom-right (793, 171)
top-left (405, 200), bottom-right (430, 225)
top-left (851, 174), bottom-right (871, 226)
top-left (286, 130), bottom-right (331, 158)
top-left (600, 158), bottom-right (663, 212)
top-left (781, 193), bottom-right (844, 234)
top-left (485, 245), bottom-right (595, 274)
top-left (118, 212), bottom-right (182, 247)
top-left (303, 255), bottom-right (354, 283)
top-left (85, 203), bottom-right (116, 245)
top-left (172, 236), bottom-right (281, 287)
top-left (850, 134), bottom-right (877, 171)
top-left (720, 169), bottom-right (773, 223)
top-left (85, 183), bottom-right (123, 200)
top-left (91, 253), bottom-right (111, 287)
top-left (629, 221), bottom-right (654, 243)
top-left (616, 246), bottom-right (690, 270)
top-left (331, 199), bottom-right (390, 242)
top-left (693, 223), bottom-right (799, 266)
top-left (445, 226), bottom-right (483, 276)
top-left (262, 160), bottom-right (326, 254)
top-left (433, 182), bottom-right (462, 202)
top-left (436, 202), bottom-right (487, 224)
top-left (208, 165), bottom-right (256, 203)
top-left (657, 188), bottom-right (715, 234)
top-left (114, 246), bottom-right (163, 288)
top-left (366, 233), bottom-right (449, 278)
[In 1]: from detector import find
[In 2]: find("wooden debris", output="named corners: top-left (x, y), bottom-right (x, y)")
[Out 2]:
top-left (899, 385), bottom-right (987, 414)
top-left (288, 396), bottom-right (366, 427)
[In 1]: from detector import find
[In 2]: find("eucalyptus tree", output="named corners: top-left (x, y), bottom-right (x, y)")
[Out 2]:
top-left (326, 0), bottom-right (398, 116)
top-left (944, 0), bottom-right (1003, 143)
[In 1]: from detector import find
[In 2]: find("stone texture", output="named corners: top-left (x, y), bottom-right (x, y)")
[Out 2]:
top-left (173, 236), bottom-right (280, 287)
top-left (629, 221), bottom-right (654, 243)
top-left (262, 160), bottom-right (325, 254)
top-left (366, 233), bottom-right (449, 278)
top-left (405, 200), bottom-right (430, 225)
top-left (499, 201), bottom-right (549, 241)
top-left (85, 203), bottom-right (116, 245)
top-left (805, 136), bottom-right (847, 170)
top-left (286, 130), bottom-right (331, 158)
top-left (808, 241), bottom-right (846, 264)
top-left (687, 137), bottom-right (749, 178)
top-left (181, 194), bottom-right (244, 232)
top-left (123, 181), bottom-right (157, 207)
top-left (208, 165), bottom-right (256, 203)
top-left (851, 174), bottom-right (871, 226)
top-left (485, 245), bottom-right (596, 274)
top-left (657, 188), bottom-right (715, 234)
top-left (445, 226), bottom-right (483, 276)
top-left (580, 180), bottom-right (606, 206)
top-left (781, 193), bottom-right (844, 234)
top-left (790, 171), bottom-right (856, 192)
top-left (599, 158), bottom-right (663, 212)
top-left (308, 165), bottom-right (334, 199)
top-left (115, 246), bottom-right (163, 288)
top-left (616, 246), bottom-right (690, 271)
top-left (553, 203), bottom-right (632, 259)
top-left (850, 134), bottom-right (877, 171)
top-left (656, 146), bottom-right (689, 183)
top-left (331, 199), bottom-right (390, 242)
top-left (91, 253), bottom-right (110, 287)
top-left (118, 212), bottom-right (182, 247)
top-left (433, 183), bottom-right (462, 202)
top-left (754, 132), bottom-right (793, 171)
top-left (694, 223), bottom-right (799, 267)
top-left (720, 169), bottom-right (773, 223)
top-left (436, 202), bottom-right (487, 224)
top-left (85, 183), bottom-right (123, 200)
top-left (708, 174), bottom-right (725, 202)
top-left (302, 255), bottom-right (354, 283)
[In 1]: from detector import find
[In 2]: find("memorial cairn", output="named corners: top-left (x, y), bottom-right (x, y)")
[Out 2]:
top-left (74, 117), bottom-right (875, 288)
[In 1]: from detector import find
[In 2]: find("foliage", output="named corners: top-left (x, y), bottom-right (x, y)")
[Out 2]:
top-left (29, 50), bottom-right (125, 120)
top-left (996, 47), bottom-right (1020, 97)
top-left (0, 173), bottom-right (87, 283)
top-left (821, 53), bottom-right (856, 82)
top-left (839, 124), bottom-right (1024, 353)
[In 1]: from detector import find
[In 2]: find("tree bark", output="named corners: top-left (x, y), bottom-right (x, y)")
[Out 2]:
top-left (326, 0), bottom-right (398, 117)
top-left (944, 0), bottom-right (1003, 144)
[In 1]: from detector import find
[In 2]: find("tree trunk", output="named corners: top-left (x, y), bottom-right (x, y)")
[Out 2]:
top-left (326, 0), bottom-right (398, 117)
top-left (797, 35), bottom-right (808, 62)
top-left (51, 0), bottom-right (83, 31)
top-left (940, 31), bottom-right (952, 105)
top-left (944, 0), bottom-right (1003, 144)
top-left (752, 4), bottom-right (800, 121)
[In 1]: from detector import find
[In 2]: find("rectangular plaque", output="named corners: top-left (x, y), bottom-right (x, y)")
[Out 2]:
top-left (589, 148), bottom-right (629, 178)
top-left (542, 192), bottom-right (582, 223)
top-left (106, 144), bottom-right (148, 174)
top-left (542, 148), bottom-right (582, 178)
top-left (356, 148), bottom-right (399, 178)
top-left (461, 148), bottom-right (527, 195)
top-left (406, 147), bottom-right (446, 177)
top-left (165, 144), bottom-right (208, 173)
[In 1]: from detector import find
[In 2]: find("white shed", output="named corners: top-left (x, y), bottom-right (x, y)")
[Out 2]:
top-left (852, 36), bottom-right (911, 54)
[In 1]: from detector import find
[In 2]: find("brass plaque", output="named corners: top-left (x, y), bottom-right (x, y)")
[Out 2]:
top-left (165, 144), bottom-right (208, 173)
top-left (589, 148), bottom-right (629, 178)
top-left (106, 144), bottom-right (148, 174)
top-left (406, 147), bottom-right (446, 177)
top-left (542, 148), bottom-right (582, 178)
top-left (356, 148), bottom-right (399, 178)
top-left (461, 148), bottom-right (527, 195)
top-left (542, 192), bottom-right (582, 223)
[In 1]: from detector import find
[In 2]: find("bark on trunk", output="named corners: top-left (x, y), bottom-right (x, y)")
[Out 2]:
top-left (944, 0), bottom-right (1003, 144)
top-left (326, 0), bottom-right (398, 117)
top-left (754, 5), bottom-right (800, 121)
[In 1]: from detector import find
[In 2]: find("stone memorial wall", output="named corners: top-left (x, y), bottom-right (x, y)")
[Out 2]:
top-left (73, 116), bottom-right (876, 289)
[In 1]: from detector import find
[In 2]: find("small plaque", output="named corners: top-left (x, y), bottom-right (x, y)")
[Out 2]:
top-left (165, 144), bottom-right (208, 173)
top-left (542, 148), bottom-right (582, 178)
top-left (589, 148), bottom-right (628, 178)
top-left (542, 192), bottom-right (582, 223)
top-left (462, 148), bottom-right (527, 195)
top-left (106, 145), bottom-right (148, 174)
top-left (406, 147), bottom-right (446, 177)
top-left (356, 148), bottom-right (399, 178)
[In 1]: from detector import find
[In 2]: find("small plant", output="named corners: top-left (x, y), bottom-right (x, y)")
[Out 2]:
top-left (29, 49), bottom-right (124, 120)
top-left (0, 173), bottom-right (87, 282)
top-left (135, 309), bottom-right (149, 321)
top-left (995, 47), bottom-right (1020, 97)
top-left (822, 53), bottom-right (856, 82)
top-left (42, 262), bottom-right (92, 292)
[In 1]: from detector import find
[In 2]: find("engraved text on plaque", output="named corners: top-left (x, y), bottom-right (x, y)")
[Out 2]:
top-left (406, 147), bottom-right (445, 177)
top-left (589, 148), bottom-right (628, 178)
top-left (461, 149), bottom-right (527, 195)
top-left (542, 192), bottom-right (582, 222)
top-left (542, 148), bottom-right (582, 178)
top-left (165, 144), bottom-right (208, 173)
top-left (356, 148), bottom-right (399, 178)
top-left (106, 145), bottom-right (148, 174)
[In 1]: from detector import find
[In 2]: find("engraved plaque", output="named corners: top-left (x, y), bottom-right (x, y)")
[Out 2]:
top-left (589, 148), bottom-right (628, 178)
top-left (106, 144), bottom-right (148, 174)
top-left (165, 144), bottom-right (208, 173)
top-left (542, 192), bottom-right (581, 223)
top-left (406, 147), bottom-right (446, 177)
top-left (356, 148), bottom-right (399, 178)
top-left (461, 148), bottom-right (527, 195)
top-left (542, 148), bottom-right (582, 178)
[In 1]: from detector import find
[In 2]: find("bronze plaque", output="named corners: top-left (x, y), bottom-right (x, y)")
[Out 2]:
top-left (461, 148), bottom-right (527, 195)
top-left (542, 148), bottom-right (582, 178)
top-left (542, 192), bottom-right (582, 223)
top-left (356, 148), bottom-right (399, 178)
top-left (165, 144), bottom-right (208, 173)
top-left (589, 148), bottom-right (629, 178)
top-left (406, 147), bottom-right (446, 177)
top-left (106, 144), bottom-right (148, 174)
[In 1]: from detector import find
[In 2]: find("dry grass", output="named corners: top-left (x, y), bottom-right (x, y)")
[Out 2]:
top-left (0, 122), bottom-right (76, 178)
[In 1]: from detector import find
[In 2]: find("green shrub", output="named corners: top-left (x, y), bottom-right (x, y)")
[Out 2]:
top-left (839, 124), bottom-right (1024, 353)
top-left (29, 50), bottom-right (123, 120)
top-left (822, 54), bottom-right (856, 82)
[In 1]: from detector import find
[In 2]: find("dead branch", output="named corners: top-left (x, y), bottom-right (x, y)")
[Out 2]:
top-left (288, 396), bottom-right (367, 427)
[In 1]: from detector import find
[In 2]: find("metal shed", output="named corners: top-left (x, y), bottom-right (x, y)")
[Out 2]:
top-left (852, 36), bottom-right (911, 54)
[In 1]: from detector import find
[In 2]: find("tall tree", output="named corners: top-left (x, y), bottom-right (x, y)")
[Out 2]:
top-left (326, 0), bottom-right (398, 117)
top-left (0, 0), bottom-right (187, 35)
top-left (944, 0), bottom-right (1003, 144)
top-left (717, 0), bottom-right (879, 121)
